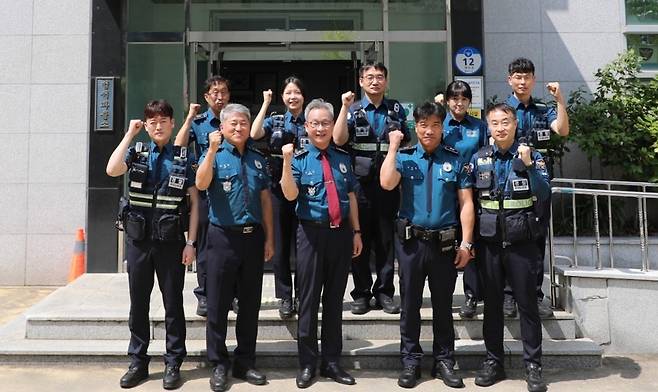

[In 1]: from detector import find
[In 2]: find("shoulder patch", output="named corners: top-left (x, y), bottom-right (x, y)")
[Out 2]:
top-left (332, 146), bottom-right (349, 155)
top-left (399, 146), bottom-right (416, 154)
top-left (193, 113), bottom-right (207, 121)
top-left (442, 144), bottom-right (459, 155)
top-left (477, 144), bottom-right (494, 158)
top-left (294, 149), bottom-right (309, 158)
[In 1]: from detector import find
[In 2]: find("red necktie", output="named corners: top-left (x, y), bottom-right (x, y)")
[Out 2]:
top-left (320, 151), bottom-right (342, 227)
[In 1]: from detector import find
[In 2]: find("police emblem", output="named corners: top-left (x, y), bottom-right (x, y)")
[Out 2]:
top-left (255, 160), bottom-right (262, 169)
top-left (222, 181), bottom-right (231, 192)
top-left (536, 159), bottom-right (547, 170)
top-left (307, 186), bottom-right (316, 196)
top-left (339, 163), bottom-right (347, 174)
top-left (466, 129), bottom-right (478, 138)
top-left (464, 163), bottom-right (473, 174)
top-left (443, 162), bottom-right (452, 172)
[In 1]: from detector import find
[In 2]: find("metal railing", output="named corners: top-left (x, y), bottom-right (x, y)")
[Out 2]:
top-left (548, 179), bottom-right (658, 308)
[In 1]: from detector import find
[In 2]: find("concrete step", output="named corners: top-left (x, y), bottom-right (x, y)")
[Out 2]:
top-left (23, 273), bottom-right (576, 341)
top-left (0, 337), bottom-right (602, 370)
top-left (26, 308), bottom-right (577, 341)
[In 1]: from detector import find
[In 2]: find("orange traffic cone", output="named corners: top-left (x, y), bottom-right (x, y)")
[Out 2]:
top-left (68, 228), bottom-right (86, 283)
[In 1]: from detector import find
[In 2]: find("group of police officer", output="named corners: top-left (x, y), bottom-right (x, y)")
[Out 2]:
top-left (108, 57), bottom-right (568, 392)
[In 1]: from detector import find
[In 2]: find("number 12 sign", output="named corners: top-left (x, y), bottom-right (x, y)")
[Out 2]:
top-left (454, 46), bottom-right (482, 75)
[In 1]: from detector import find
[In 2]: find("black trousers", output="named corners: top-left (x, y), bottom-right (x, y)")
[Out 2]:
top-left (396, 235), bottom-right (457, 367)
top-left (193, 195), bottom-right (209, 301)
top-left (480, 240), bottom-right (542, 367)
top-left (271, 187), bottom-right (298, 300)
top-left (504, 201), bottom-right (551, 301)
top-left (205, 224), bottom-right (264, 369)
top-left (462, 253), bottom-right (483, 301)
top-left (351, 179), bottom-right (398, 301)
top-left (126, 237), bottom-right (186, 368)
top-left (296, 223), bottom-right (352, 369)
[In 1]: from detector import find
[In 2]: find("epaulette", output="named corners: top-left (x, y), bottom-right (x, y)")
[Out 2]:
top-left (477, 144), bottom-right (494, 158)
top-left (442, 144), bottom-right (459, 155)
top-left (247, 145), bottom-right (265, 156)
top-left (332, 146), bottom-right (349, 155)
top-left (399, 145), bottom-right (416, 154)
top-left (193, 113), bottom-right (207, 121)
top-left (294, 149), bottom-right (309, 158)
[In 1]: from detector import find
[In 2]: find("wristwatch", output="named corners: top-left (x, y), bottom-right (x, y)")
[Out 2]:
top-left (460, 241), bottom-right (474, 251)
top-left (185, 239), bottom-right (197, 248)
top-left (353, 229), bottom-right (362, 235)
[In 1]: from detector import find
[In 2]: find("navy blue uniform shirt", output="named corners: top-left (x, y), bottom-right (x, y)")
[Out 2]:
top-left (262, 111), bottom-right (307, 147)
top-left (443, 112), bottom-right (489, 161)
top-left (395, 143), bottom-right (472, 230)
top-left (200, 140), bottom-right (271, 226)
top-left (291, 143), bottom-right (358, 222)
top-left (190, 108), bottom-right (221, 162)
top-left (124, 141), bottom-right (195, 191)
top-left (468, 141), bottom-right (550, 203)
top-left (347, 96), bottom-right (409, 139)
top-left (505, 95), bottom-right (557, 141)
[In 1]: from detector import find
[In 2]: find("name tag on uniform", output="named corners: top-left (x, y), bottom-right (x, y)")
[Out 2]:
top-left (130, 181), bottom-right (143, 189)
top-left (477, 157), bottom-right (493, 165)
top-left (512, 178), bottom-right (529, 191)
top-left (355, 127), bottom-right (369, 137)
top-left (168, 176), bottom-right (186, 190)
top-left (535, 129), bottom-right (551, 141)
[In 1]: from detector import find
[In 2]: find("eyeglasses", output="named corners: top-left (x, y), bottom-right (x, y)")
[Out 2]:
top-left (207, 89), bottom-right (228, 97)
top-left (361, 74), bottom-right (386, 82)
top-left (308, 121), bottom-right (333, 130)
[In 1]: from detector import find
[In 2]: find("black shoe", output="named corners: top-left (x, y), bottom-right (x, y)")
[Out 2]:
top-left (474, 359), bottom-right (506, 387)
top-left (459, 295), bottom-right (477, 319)
top-left (230, 297), bottom-right (239, 314)
top-left (320, 363), bottom-right (356, 385)
top-left (375, 295), bottom-right (401, 314)
top-left (196, 297), bottom-right (207, 317)
top-left (397, 365), bottom-right (421, 388)
top-left (350, 297), bottom-right (369, 315)
top-left (296, 366), bottom-right (315, 389)
top-left (526, 363), bottom-right (547, 392)
top-left (120, 365), bottom-right (149, 388)
top-left (232, 365), bottom-right (267, 385)
top-left (209, 366), bottom-right (228, 392)
top-left (431, 361), bottom-right (465, 388)
top-left (279, 297), bottom-right (295, 319)
top-left (503, 295), bottom-right (517, 318)
top-left (537, 298), bottom-right (554, 319)
top-left (163, 365), bottom-right (182, 390)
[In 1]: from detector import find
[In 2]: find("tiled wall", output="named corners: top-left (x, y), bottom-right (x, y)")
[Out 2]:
top-left (0, 0), bottom-right (91, 285)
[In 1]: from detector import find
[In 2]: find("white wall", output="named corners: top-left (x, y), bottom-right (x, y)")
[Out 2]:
top-left (0, 0), bottom-right (91, 285)
top-left (483, 0), bottom-right (625, 179)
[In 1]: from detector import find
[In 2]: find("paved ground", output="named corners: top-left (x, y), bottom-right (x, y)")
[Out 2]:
top-left (1, 286), bottom-right (657, 391)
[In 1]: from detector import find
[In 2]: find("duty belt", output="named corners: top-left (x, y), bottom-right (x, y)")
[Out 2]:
top-left (214, 223), bottom-right (261, 234)
top-left (351, 142), bottom-right (389, 152)
top-left (299, 219), bottom-right (343, 229)
top-left (479, 197), bottom-right (534, 210)
top-left (411, 225), bottom-right (456, 243)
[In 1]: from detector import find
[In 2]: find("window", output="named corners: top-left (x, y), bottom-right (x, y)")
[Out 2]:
top-left (624, 1), bottom-right (658, 73)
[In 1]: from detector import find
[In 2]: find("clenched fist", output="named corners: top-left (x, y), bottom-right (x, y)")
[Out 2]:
top-left (434, 93), bottom-right (445, 105)
top-left (341, 91), bottom-right (355, 107)
top-left (518, 144), bottom-right (533, 167)
top-left (281, 143), bottom-right (295, 161)
top-left (127, 119), bottom-right (143, 136)
top-left (263, 89), bottom-right (273, 105)
top-left (187, 103), bottom-right (201, 119)
top-left (208, 130), bottom-right (223, 152)
top-left (388, 130), bottom-right (404, 149)
top-left (546, 82), bottom-right (564, 103)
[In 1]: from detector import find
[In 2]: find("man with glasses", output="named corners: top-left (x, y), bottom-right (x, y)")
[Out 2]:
top-left (175, 76), bottom-right (236, 317)
top-left (281, 99), bottom-right (363, 388)
top-left (503, 58), bottom-right (570, 319)
top-left (334, 62), bottom-right (410, 315)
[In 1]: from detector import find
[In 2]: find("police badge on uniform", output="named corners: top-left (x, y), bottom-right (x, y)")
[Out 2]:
top-left (339, 163), bottom-right (347, 174)
top-left (443, 162), bottom-right (452, 172)
top-left (307, 186), bottom-right (316, 196)
top-left (255, 160), bottom-right (262, 169)
top-left (466, 129), bottom-right (478, 138)
top-left (536, 159), bottom-right (547, 170)
top-left (222, 181), bottom-right (232, 192)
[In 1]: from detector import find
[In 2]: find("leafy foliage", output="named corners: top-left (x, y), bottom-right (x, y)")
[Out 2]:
top-left (567, 50), bottom-right (658, 181)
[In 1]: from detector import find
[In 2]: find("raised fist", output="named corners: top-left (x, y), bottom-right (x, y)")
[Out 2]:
top-left (546, 82), bottom-right (563, 103)
top-left (128, 119), bottom-right (143, 136)
top-left (341, 91), bottom-right (355, 107)
top-left (434, 93), bottom-right (445, 105)
top-left (281, 143), bottom-right (295, 160)
top-left (388, 130), bottom-right (404, 148)
top-left (263, 89), bottom-right (273, 104)
top-left (209, 130), bottom-right (223, 152)
top-left (518, 144), bottom-right (532, 166)
top-left (188, 103), bottom-right (201, 118)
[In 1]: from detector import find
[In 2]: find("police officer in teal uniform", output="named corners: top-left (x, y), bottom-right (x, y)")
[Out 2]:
top-left (196, 103), bottom-right (274, 392)
top-left (504, 58), bottom-right (570, 319)
top-left (380, 101), bottom-right (474, 389)
top-left (438, 80), bottom-right (489, 319)
top-left (106, 100), bottom-right (199, 390)
top-left (280, 99), bottom-right (363, 389)
top-left (176, 75), bottom-right (232, 317)
top-left (334, 62), bottom-right (409, 315)
top-left (470, 103), bottom-right (550, 392)
top-left (251, 76), bottom-right (308, 319)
